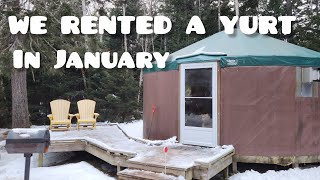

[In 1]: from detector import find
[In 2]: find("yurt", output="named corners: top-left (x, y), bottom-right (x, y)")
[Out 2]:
top-left (143, 30), bottom-right (320, 165)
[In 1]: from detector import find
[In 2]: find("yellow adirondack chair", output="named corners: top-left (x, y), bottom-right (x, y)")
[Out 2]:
top-left (75, 99), bottom-right (99, 130)
top-left (48, 99), bottom-right (74, 130)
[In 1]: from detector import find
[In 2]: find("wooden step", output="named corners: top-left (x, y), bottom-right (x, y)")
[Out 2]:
top-left (125, 160), bottom-right (192, 179)
top-left (118, 169), bottom-right (183, 180)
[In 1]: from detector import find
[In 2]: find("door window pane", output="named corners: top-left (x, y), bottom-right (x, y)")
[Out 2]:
top-left (295, 67), bottom-right (318, 98)
top-left (301, 82), bottom-right (313, 97)
top-left (185, 68), bottom-right (212, 97)
top-left (185, 98), bottom-right (212, 128)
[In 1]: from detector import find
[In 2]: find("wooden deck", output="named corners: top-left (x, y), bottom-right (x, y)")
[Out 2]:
top-left (48, 124), bottom-right (235, 180)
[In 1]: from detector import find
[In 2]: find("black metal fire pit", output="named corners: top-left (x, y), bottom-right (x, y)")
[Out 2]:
top-left (5, 129), bottom-right (50, 180)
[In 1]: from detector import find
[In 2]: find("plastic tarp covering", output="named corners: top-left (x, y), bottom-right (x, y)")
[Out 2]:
top-left (220, 66), bottom-right (320, 156)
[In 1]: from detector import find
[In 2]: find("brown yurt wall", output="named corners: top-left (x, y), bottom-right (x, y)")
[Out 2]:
top-left (220, 66), bottom-right (320, 157)
top-left (143, 70), bottom-right (179, 140)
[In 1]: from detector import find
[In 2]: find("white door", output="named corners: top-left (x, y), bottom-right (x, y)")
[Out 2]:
top-left (180, 62), bottom-right (218, 147)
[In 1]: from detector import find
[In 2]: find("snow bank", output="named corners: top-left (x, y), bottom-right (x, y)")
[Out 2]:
top-left (117, 120), bottom-right (178, 146)
top-left (118, 120), bottom-right (143, 138)
top-left (0, 161), bottom-right (114, 180)
top-left (136, 136), bottom-right (178, 146)
top-left (230, 166), bottom-right (320, 180)
top-left (0, 140), bottom-right (5, 147)
top-left (30, 162), bottom-right (114, 180)
top-left (195, 145), bottom-right (234, 164)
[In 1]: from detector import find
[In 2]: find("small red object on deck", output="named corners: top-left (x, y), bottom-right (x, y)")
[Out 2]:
top-left (163, 146), bottom-right (168, 153)
top-left (163, 146), bottom-right (168, 174)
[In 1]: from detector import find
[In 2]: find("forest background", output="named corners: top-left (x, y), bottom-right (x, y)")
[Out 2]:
top-left (0, 0), bottom-right (319, 128)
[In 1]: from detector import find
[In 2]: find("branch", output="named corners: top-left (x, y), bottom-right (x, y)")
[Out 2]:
top-left (41, 37), bottom-right (58, 52)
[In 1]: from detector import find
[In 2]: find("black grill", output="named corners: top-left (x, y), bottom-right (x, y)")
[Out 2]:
top-left (5, 129), bottom-right (50, 180)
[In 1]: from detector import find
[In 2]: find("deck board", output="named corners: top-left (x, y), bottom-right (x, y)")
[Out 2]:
top-left (118, 169), bottom-right (181, 180)
top-left (49, 124), bottom-right (235, 179)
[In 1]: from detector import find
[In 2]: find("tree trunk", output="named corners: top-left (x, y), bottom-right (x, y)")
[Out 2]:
top-left (81, 0), bottom-right (88, 89)
top-left (235, 0), bottom-right (240, 27)
top-left (6, 0), bottom-right (30, 128)
top-left (11, 68), bottom-right (30, 128)
top-left (137, 70), bottom-right (143, 103)
top-left (0, 75), bottom-right (5, 100)
top-left (316, 0), bottom-right (319, 15)
top-left (164, 36), bottom-right (167, 52)
top-left (286, 0), bottom-right (292, 15)
top-left (218, 0), bottom-right (221, 31)
top-left (123, 0), bottom-right (128, 52)
top-left (198, 0), bottom-right (201, 16)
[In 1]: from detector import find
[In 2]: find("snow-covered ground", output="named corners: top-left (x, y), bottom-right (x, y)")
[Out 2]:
top-left (230, 167), bottom-right (320, 180)
top-left (0, 141), bottom-right (115, 180)
top-left (0, 121), bottom-right (146, 180)
top-left (1, 120), bottom-right (320, 180)
top-left (0, 160), bottom-right (114, 180)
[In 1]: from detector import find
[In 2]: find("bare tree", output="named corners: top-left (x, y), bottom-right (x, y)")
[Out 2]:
top-left (136, 0), bottom-right (151, 103)
top-left (136, 0), bottom-right (161, 103)
top-left (235, 0), bottom-right (240, 27)
top-left (218, 0), bottom-right (221, 31)
top-left (81, 0), bottom-right (89, 89)
top-left (123, 0), bottom-right (128, 52)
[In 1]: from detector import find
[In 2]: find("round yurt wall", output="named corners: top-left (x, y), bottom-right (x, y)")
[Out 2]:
top-left (143, 70), bottom-right (180, 140)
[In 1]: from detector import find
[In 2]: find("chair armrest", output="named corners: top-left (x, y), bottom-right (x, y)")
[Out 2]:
top-left (94, 113), bottom-right (100, 119)
top-left (47, 114), bottom-right (53, 121)
top-left (68, 114), bottom-right (75, 120)
top-left (75, 113), bottom-right (80, 119)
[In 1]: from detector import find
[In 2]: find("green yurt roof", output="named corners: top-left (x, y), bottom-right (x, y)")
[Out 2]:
top-left (145, 29), bottom-right (320, 74)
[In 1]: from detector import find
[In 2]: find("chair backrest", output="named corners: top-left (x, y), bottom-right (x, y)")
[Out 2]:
top-left (50, 99), bottom-right (71, 121)
top-left (77, 99), bottom-right (96, 119)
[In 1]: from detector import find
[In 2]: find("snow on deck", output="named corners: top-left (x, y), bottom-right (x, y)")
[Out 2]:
top-left (129, 144), bottom-right (233, 169)
top-left (51, 125), bottom-right (152, 154)
top-left (50, 125), bottom-right (234, 170)
top-left (118, 120), bottom-right (143, 138)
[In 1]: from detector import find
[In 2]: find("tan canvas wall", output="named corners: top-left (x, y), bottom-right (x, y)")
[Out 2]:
top-left (220, 66), bottom-right (320, 156)
top-left (143, 70), bottom-right (180, 140)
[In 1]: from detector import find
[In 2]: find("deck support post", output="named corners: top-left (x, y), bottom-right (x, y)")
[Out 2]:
top-left (292, 163), bottom-right (299, 168)
top-left (223, 166), bottom-right (229, 180)
top-left (232, 159), bottom-right (237, 174)
top-left (117, 165), bottom-right (121, 172)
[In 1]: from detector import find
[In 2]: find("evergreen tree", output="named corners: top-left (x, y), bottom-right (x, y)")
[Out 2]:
top-left (0, 0), bottom-right (319, 128)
